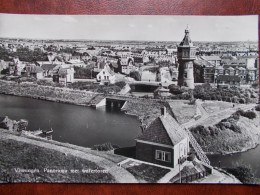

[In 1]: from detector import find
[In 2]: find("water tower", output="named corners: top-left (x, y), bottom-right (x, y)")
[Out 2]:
top-left (177, 26), bottom-right (196, 89)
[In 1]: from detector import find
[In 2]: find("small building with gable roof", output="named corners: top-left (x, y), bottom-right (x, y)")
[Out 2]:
top-left (135, 108), bottom-right (190, 168)
top-left (96, 64), bottom-right (116, 85)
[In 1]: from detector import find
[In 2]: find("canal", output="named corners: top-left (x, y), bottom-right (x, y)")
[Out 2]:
top-left (207, 145), bottom-right (260, 178)
top-left (0, 94), bottom-right (141, 148)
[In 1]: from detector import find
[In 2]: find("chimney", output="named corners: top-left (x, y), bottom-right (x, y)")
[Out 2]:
top-left (161, 107), bottom-right (167, 116)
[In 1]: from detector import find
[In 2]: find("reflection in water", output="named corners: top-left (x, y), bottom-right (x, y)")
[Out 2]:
top-left (0, 94), bottom-right (141, 147)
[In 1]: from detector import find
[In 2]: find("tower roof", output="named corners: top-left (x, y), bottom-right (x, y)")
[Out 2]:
top-left (179, 26), bottom-right (193, 47)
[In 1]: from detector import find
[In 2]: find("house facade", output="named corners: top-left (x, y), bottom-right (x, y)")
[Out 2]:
top-left (216, 75), bottom-right (240, 88)
top-left (25, 65), bottom-right (44, 79)
top-left (53, 65), bottom-right (74, 84)
top-left (96, 64), bottom-right (116, 85)
top-left (118, 57), bottom-right (135, 75)
top-left (136, 109), bottom-right (190, 168)
top-left (200, 55), bottom-right (221, 66)
top-left (193, 59), bottom-right (215, 83)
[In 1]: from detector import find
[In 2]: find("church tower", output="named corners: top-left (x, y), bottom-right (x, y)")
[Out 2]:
top-left (177, 26), bottom-right (196, 89)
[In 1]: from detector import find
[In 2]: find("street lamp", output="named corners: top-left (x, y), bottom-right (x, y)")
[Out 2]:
top-left (179, 142), bottom-right (185, 183)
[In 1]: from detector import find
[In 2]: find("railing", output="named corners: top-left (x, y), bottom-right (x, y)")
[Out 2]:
top-left (184, 128), bottom-right (211, 165)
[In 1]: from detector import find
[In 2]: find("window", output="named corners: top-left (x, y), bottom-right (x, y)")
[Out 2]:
top-left (155, 150), bottom-right (171, 162)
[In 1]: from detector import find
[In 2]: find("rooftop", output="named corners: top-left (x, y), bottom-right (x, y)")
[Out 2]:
top-left (179, 27), bottom-right (193, 47)
top-left (194, 59), bottom-right (214, 67)
top-left (217, 75), bottom-right (240, 82)
top-left (200, 56), bottom-right (221, 61)
top-left (136, 113), bottom-right (188, 146)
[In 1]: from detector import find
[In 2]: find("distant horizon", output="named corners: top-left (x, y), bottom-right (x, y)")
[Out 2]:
top-left (0, 37), bottom-right (258, 43)
top-left (0, 14), bottom-right (258, 42)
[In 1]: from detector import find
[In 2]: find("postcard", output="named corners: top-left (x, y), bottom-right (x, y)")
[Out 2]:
top-left (0, 14), bottom-right (259, 184)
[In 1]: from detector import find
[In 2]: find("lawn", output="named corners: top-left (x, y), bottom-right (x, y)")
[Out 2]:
top-left (123, 161), bottom-right (170, 183)
top-left (123, 99), bottom-right (166, 126)
top-left (202, 101), bottom-right (234, 114)
top-left (168, 100), bottom-right (197, 124)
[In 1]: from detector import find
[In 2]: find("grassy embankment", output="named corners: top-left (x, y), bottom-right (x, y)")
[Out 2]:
top-left (189, 109), bottom-right (260, 154)
top-left (0, 80), bottom-right (97, 105)
top-left (0, 132), bottom-right (115, 183)
top-left (0, 79), bottom-right (170, 126)
top-left (167, 100), bottom-right (197, 124)
top-left (122, 98), bottom-right (171, 127)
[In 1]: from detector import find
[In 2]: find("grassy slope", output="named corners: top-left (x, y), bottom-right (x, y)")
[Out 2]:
top-left (192, 111), bottom-right (260, 154)
top-left (123, 99), bottom-right (167, 126)
top-left (0, 138), bottom-right (115, 183)
top-left (168, 100), bottom-right (197, 124)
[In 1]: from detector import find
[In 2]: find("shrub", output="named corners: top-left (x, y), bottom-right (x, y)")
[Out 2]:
top-left (37, 80), bottom-right (54, 86)
top-left (225, 165), bottom-right (260, 184)
top-left (114, 81), bottom-right (126, 89)
top-left (17, 119), bottom-right (28, 132)
top-left (168, 85), bottom-right (184, 95)
top-left (230, 123), bottom-right (241, 133)
top-left (129, 71), bottom-right (141, 81)
top-left (240, 110), bottom-right (256, 119)
top-left (239, 98), bottom-right (245, 104)
top-left (226, 97), bottom-right (232, 102)
top-left (255, 105), bottom-right (260, 112)
top-left (232, 96), bottom-right (238, 103)
top-left (190, 125), bottom-right (204, 134)
top-left (221, 121), bottom-right (231, 129)
top-left (91, 142), bottom-right (119, 151)
top-left (74, 66), bottom-right (92, 79)
top-left (187, 153), bottom-right (196, 161)
top-left (211, 95), bottom-right (217, 100)
top-left (202, 127), bottom-right (210, 136)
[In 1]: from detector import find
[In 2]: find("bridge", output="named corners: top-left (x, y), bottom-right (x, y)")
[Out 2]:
top-left (129, 81), bottom-right (161, 92)
top-left (106, 98), bottom-right (126, 109)
top-left (129, 81), bottom-right (161, 86)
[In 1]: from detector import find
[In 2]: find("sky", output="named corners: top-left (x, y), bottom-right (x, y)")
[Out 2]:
top-left (0, 14), bottom-right (258, 42)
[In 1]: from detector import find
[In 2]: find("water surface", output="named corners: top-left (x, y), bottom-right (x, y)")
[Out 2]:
top-left (0, 94), bottom-right (141, 147)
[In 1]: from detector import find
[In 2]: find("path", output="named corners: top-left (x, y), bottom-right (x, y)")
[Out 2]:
top-left (157, 161), bottom-right (189, 183)
top-left (181, 101), bottom-right (255, 129)
top-left (192, 168), bottom-right (241, 184)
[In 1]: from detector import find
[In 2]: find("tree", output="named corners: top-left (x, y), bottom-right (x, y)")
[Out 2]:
top-left (168, 84), bottom-right (184, 95)
top-left (74, 66), bottom-right (92, 79)
top-left (129, 71), bottom-right (141, 81)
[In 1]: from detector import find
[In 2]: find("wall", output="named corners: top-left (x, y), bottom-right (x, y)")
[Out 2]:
top-left (136, 141), bottom-right (174, 168)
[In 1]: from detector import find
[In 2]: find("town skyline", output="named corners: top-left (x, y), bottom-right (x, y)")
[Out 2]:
top-left (0, 14), bottom-right (258, 42)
